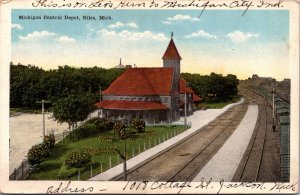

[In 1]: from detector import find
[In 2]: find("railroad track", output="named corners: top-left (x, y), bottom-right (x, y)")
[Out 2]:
top-left (232, 87), bottom-right (269, 182)
top-left (112, 104), bottom-right (248, 181)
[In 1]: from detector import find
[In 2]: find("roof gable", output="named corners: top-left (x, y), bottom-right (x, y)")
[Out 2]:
top-left (103, 68), bottom-right (174, 96)
top-left (162, 38), bottom-right (182, 60)
top-left (180, 78), bottom-right (193, 93)
top-left (180, 78), bottom-right (203, 102)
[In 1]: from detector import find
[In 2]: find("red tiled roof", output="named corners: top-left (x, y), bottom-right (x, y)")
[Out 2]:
top-left (180, 78), bottom-right (194, 93)
top-left (95, 100), bottom-right (168, 110)
top-left (162, 39), bottom-right (182, 60)
top-left (103, 68), bottom-right (174, 96)
top-left (180, 78), bottom-right (202, 102)
top-left (193, 93), bottom-right (202, 102)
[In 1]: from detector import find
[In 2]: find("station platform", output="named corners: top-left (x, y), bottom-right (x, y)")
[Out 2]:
top-left (192, 105), bottom-right (258, 181)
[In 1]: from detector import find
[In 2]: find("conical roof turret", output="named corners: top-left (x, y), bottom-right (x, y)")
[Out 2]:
top-left (162, 33), bottom-right (182, 60)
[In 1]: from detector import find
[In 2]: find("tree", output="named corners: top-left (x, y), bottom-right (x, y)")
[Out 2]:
top-left (181, 72), bottom-right (239, 102)
top-left (10, 63), bottom-right (125, 110)
top-left (52, 94), bottom-right (95, 141)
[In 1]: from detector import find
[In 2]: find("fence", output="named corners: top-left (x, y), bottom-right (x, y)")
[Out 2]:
top-left (145, 120), bottom-right (192, 127)
top-left (53, 129), bottom-right (71, 143)
top-left (75, 126), bottom-right (188, 180)
top-left (9, 159), bottom-right (31, 180)
top-left (12, 116), bottom-right (192, 180)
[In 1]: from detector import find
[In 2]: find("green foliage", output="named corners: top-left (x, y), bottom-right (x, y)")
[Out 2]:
top-left (131, 118), bottom-right (145, 133)
top-left (10, 64), bottom-right (124, 109)
top-left (58, 163), bottom-right (78, 179)
top-left (113, 122), bottom-right (126, 139)
top-left (27, 143), bottom-right (49, 165)
top-left (43, 134), bottom-right (55, 149)
top-left (28, 125), bottom-right (186, 180)
top-left (10, 64), bottom-right (44, 109)
top-left (52, 94), bottom-right (94, 125)
top-left (181, 72), bottom-right (239, 102)
top-left (65, 151), bottom-right (92, 168)
top-left (28, 134), bottom-right (56, 165)
top-left (84, 147), bottom-right (117, 156)
top-left (73, 118), bottom-right (114, 140)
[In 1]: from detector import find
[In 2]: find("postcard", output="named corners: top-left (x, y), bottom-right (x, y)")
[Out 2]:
top-left (0, 0), bottom-right (299, 194)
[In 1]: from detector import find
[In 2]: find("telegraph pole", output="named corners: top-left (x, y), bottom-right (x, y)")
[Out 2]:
top-left (123, 139), bottom-right (127, 181)
top-left (36, 100), bottom-right (51, 141)
top-left (184, 93), bottom-right (187, 128)
top-left (272, 82), bottom-right (275, 118)
top-left (272, 81), bottom-right (276, 132)
top-left (99, 85), bottom-right (102, 102)
top-left (114, 140), bottom-right (127, 181)
top-left (98, 85), bottom-right (102, 118)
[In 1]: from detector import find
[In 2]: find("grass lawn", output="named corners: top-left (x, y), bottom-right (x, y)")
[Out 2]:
top-left (200, 97), bottom-right (241, 109)
top-left (204, 102), bottom-right (229, 109)
top-left (28, 125), bottom-right (186, 180)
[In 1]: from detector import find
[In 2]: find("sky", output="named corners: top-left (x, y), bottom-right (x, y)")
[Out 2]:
top-left (11, 9), bottom-right (289, 80)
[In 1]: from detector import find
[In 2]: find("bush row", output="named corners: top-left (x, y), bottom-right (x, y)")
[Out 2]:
top-left (58, 151), bottom-right (100, 179)
top-left (65, 151), bottom-right (91, 168)
top-left (72, 118), bottom-right (114, 140)
top-left (84, 147), bottom-right (117, 156)
top-left (27, 134), bottom-right (55, 165)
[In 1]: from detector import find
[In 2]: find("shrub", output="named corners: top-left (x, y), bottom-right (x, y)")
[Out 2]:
top-left (65, 151), bottom-right (91, 168)
top-left (97, 136), bottom-right (116, 143)
top-left (73, 118), bottom-right (115, 140)
top-left (43, 134), bottom-right (55, 149)
top-left (131, 118), bottom-right (145, 133)
top-left (58, 163), bottom-right (78, 179)
top-left (113, 122), bottom-right (126, 139)
top-left (74, 123), bottom-right (97, 139)
top-left (27, 143), bottom-right (48, 165)
top-left (58, 161), bottom-right (99, 179)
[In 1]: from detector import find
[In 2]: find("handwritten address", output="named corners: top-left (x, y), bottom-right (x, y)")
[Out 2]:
top-left (46, 179), bottom-right (298, 194)
top-left (3, 0), bottom-right (285, 18)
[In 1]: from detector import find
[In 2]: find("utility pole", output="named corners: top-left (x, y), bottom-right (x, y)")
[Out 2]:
top-left (272, 81), bottom-right (275, 118)
top-left (184, 93), bottom-right (187, 128)
top-left (98, 85), bottom-right (102, 118)
top-left (99, 85), bottom-right (102, 102)
top-left (36, 100), bottom-right (51, 141)
top-left (114, 139), bottom-right (127, 181)
top-left (123, 139), bottom-right (127, 181)
top-left (272, 81), bottom-right (276, 132)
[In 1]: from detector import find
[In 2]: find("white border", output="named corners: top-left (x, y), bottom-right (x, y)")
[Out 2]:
top-left (0, 0), bottom-right (299, 194)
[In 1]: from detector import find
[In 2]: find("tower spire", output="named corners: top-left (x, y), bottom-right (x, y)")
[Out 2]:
top-left (119, 58), bottom-right (122, 65)
top-left (162, 34), bottom-right (182, 60)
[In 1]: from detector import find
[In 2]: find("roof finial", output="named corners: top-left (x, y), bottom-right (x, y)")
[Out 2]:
top-left (119, 58), bottom-right (122, 65)
top-left (171, 32), bottom-right (174, 39)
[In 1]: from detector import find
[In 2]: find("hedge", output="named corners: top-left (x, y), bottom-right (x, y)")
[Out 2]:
top-left (65, 151), bottom-right (91, 168)
top-left (73, 118), bottom-right (114, 139)
top-left (27, 143), bottom-right (49, 165)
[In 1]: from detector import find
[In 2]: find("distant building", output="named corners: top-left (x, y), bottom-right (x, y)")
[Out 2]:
top-left (113, 58), bottom-right (126, 69)
top-left (96, 35), bottom-right (201, 123)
